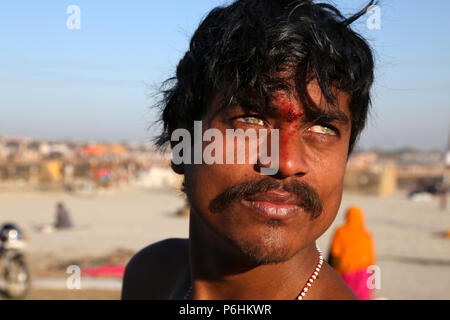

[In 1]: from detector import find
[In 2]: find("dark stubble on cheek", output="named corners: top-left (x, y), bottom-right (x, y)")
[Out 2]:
top-left (207, 177), bottom-right (324, 265)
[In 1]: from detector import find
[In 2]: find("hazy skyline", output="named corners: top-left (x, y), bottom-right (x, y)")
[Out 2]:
top-left (0, 0), bottom-right (449, 151)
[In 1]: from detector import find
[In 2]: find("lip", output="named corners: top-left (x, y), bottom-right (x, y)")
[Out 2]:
top-left (241, 190), bottom-right (301, 221)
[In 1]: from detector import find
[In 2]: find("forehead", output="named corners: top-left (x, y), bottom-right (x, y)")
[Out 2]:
top-left (204, 79), bottom-right (352, 122)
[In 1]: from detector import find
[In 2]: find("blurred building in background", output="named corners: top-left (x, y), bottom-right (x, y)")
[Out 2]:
top-left (0, 136), bottom-right (176, 193)
top-left (345, 145), bottom-right (447, 199)
top-left (344, 152), bottom-right (397, 197)
top-left (0, 135), bottom-right (448, 199)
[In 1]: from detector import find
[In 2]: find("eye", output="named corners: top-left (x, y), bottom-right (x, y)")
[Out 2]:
top-left (308, 125), bottom-right (337, 136)
top-left (236, 116), bottom-right (265, 126)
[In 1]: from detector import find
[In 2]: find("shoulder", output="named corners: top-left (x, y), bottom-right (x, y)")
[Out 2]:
top-left (313, 262), bottom-right (358, 300)
top-left (121, 238), bottom-right (189, 300)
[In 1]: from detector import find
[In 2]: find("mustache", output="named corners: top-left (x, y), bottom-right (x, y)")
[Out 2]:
top-left (209, 177), bottom-right (323, 219)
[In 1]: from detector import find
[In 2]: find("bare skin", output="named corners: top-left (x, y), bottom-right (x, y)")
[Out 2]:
top-left (122, 79), bottom-right (358, 300)
top-left (121, 238), bottom-right (356, 299)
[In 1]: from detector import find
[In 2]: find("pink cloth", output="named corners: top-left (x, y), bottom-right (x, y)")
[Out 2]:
top-left (82, 265), bottom-right (125, 277)
top-left (340, 269), bottom-right (372, 300)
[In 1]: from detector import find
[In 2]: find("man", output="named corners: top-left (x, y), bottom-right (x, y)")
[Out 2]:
top-left (122, 0), bottom-right (375, 300)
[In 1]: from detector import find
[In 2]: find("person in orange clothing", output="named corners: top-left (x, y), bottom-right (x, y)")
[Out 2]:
top-left (329, 206), bottom-right (376, 300)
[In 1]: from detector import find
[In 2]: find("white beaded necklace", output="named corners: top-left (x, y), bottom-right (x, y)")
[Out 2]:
top-left (184, 244), bottom-right (323, 300)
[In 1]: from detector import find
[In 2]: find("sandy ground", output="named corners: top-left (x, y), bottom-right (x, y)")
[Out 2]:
top-left (0, 185), bottom-right (449, 300)
top-left (20, 288), bottom-right (120, 300)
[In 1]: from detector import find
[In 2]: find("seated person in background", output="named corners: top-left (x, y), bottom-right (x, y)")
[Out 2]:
top-left (54, 202), bottom-right (73, 229)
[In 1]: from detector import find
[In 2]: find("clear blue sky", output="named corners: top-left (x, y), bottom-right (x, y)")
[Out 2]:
top-left (0, 0), bottom-right (449, 151)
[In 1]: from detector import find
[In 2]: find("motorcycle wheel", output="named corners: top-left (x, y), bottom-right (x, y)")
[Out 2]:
top-left (4, 254), bottom-right (31, 299)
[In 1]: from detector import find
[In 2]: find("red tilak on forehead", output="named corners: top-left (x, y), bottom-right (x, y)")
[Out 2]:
top-left (273, 95), bottom-right (304, 123)
top-left (284, 109), bottom-right (303, 123)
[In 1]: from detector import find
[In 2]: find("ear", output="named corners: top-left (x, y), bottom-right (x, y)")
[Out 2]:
top-left (170, 140), bottom-right (185, 175)
top-left (167, 117), bottom-right (190, 175)
top-left (171, 160), bottom-right (185, 175)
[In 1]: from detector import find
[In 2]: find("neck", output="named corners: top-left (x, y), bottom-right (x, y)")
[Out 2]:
top-left (188, 210), bottom-right (320, 300)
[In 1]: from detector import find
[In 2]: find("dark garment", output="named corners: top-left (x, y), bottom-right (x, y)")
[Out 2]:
top-left (55, 209), bottom-right (73, 229)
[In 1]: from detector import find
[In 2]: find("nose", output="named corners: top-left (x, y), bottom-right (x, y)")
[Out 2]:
top-left (275, 127), bottom-right (309, 178)
top-left (255, 126), bottom-right (309, 177)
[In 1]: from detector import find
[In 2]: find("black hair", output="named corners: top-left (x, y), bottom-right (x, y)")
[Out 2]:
top-left (154, 0), bottom-right (376, 154)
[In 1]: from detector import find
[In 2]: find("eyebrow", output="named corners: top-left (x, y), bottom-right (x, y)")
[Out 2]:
top-left (305, 107), bottom-right (350, 128)
top-left (229, 96), bottom-right (271, 114)
top-left (228, 96), bottom-right (350, 128)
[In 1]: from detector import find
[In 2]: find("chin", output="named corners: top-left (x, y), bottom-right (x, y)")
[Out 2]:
top-left (226, 224), bottom-right (302, 266)
top-left (240, 243), bottom-right (294, 265)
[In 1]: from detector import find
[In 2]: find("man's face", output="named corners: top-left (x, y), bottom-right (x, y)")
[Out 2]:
top-left (183, 79), bottom-right (352, 265)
